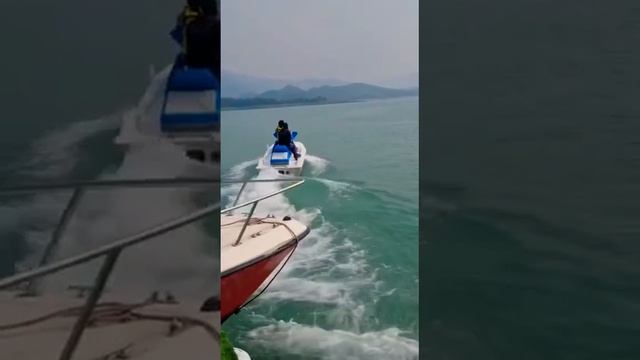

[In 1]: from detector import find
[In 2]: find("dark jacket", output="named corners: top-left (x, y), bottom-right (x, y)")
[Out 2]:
top-left (174, 5), bottom-right (220, 78)
top-left (277, 129), bottom-right (292, 146)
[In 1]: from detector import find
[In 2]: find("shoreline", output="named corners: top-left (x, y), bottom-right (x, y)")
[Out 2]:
top-left (221, 95), bottom-right (417, 111)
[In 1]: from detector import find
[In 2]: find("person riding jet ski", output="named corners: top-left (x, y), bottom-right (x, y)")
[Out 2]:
top-left (171, 0), bottom-right (220, 78)
top-left (274, 120), bottom-right (285, 144)
top-left (276, 123), bottom-right (299, 160)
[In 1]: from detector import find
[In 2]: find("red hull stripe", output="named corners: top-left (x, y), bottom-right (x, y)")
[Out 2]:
top-left (221, 244), bottom-right (294, 321)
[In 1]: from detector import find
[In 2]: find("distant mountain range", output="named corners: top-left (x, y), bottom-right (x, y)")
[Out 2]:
top-left (221, 82), bottom-right (417, 109)
top-left (222, 83), bottom-right (418, 108)
top-left (221, 69), bottom-right (418, 109)
top-left (222, 70), bottom-right (348, 98)
top-left (256, 83), bottom-right (417, 102)
top-left (221, 69), bottom-right (418, 98)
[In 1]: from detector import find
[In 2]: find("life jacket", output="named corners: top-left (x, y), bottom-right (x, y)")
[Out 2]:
top-left (277, 129), bottom-right (292, 146)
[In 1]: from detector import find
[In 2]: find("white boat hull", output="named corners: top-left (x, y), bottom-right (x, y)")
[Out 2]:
top-left (234, 348), bottom-right (251, 360)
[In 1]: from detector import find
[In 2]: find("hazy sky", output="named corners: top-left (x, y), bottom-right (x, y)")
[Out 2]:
top-left (222, 0), bottom-right (418, 84)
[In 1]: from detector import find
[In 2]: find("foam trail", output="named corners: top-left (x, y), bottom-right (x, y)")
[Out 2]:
top-left (19, 116), bottom-right (118, 179)
top-left (305, 155), bottom-right (330, 176)
top-left (246, 320), bottom-right (419, 360)
top-left (226, 158), bottom-right (259, 181)
top-left (314, 178), bottom-right (358, 198)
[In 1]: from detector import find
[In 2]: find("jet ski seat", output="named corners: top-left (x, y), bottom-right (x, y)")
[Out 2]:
top-left (160, 62), bottom-right (220, 132)
top-left (270, 145), bottom-right (292, 165)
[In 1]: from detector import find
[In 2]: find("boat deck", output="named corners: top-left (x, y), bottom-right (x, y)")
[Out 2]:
top-left (0, 291), bottom-right (219, 360)
top-left (220, 214), bottom-right (309, 276)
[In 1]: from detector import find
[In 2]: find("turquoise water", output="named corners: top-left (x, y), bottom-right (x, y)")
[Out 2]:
top-left (221, 97), bottom-right (419, 360)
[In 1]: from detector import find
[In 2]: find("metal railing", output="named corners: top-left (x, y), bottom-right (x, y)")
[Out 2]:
top-left (0, 177), bottom-right (218, 360)
top-left (221, 178), bottom-right (305, 246)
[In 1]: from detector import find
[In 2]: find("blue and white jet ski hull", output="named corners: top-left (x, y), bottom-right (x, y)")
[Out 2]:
top-left (115, 56), bottom-right (220, 165)
top-left (256, 141), bottom-right (306, 176)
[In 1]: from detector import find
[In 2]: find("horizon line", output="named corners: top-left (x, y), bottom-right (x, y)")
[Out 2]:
top-left (221, 68), bottom-right (419, 85)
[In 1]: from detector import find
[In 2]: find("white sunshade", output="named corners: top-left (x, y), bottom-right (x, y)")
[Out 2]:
top-left (271, 152), bottom-right (289, 160)
top-left (164, 90), bottom-right (217, 114)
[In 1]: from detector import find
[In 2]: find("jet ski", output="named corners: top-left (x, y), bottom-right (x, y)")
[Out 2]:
top-left (256, 131), bottom-right (306, 176)
top-left (159, 55), bottom-right (220, 163)
top-left (115, 27), bottom-right (220, 165)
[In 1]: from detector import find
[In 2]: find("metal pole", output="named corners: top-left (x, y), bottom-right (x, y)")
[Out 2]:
top-left (41, 188), bottom-right (84, 266)
top-left (26, 187), bottom-right (84, 295)
top-left (58, 249), bottom-right (121, 360)
top-left (233, 202), bottom-right (257, 246)
top-left (232, 182), bottom-right (248, 207)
